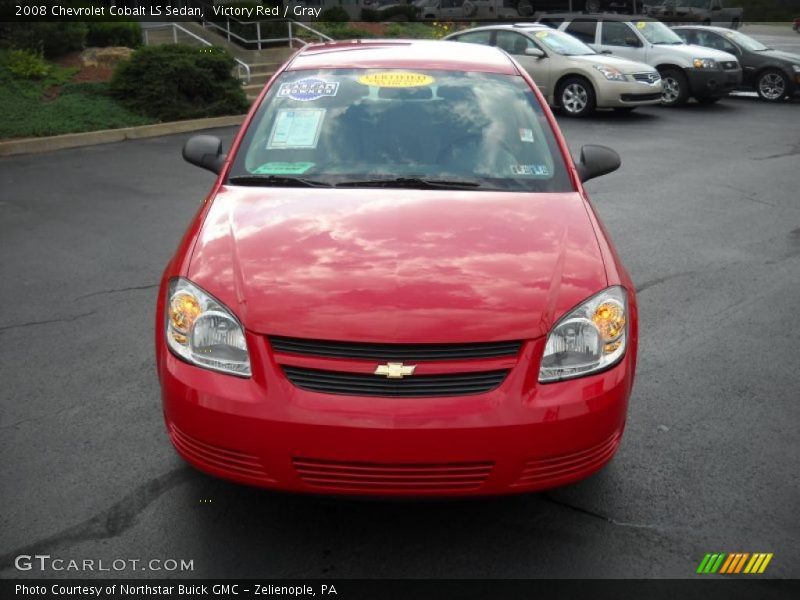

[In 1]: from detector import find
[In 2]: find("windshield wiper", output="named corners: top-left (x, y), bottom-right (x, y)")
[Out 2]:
top-left (227, 175), bottom-right (332, 188)
top-left (335, 177), bottom-right (482, 190)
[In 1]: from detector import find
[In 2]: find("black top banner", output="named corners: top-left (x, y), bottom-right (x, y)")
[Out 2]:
top-left (1, 0), bottom-right (799, 23)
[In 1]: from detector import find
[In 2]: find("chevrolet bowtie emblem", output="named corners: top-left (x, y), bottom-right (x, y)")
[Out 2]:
top-left (374, 362), bottom-right (416, 379)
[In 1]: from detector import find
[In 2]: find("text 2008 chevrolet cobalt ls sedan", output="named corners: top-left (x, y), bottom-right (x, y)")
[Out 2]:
top-left (156, 40), bottom-right (638, 496)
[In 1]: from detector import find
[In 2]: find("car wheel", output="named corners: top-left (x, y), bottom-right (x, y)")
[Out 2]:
top-left (756, 69), bottom-right (789, 102)
top-left (696, 96), bottom-right (722, 104)
top-left (558, 77), bottom-right (596, 117)
top-left (659, 68), bottom-right (690, 107)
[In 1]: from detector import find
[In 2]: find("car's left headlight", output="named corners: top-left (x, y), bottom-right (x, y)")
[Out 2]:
top-left (693, 58), bottom-right (719, 69)
top-left (166, 277), bottom-right (251, 377)
top-left (593, 64), bottom-right (628, 81)
top-left (539, 286), bottom-right (628, 383)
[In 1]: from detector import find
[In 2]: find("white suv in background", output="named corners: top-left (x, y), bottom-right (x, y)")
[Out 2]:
top-left (540, 14), bottom-right (742, 105)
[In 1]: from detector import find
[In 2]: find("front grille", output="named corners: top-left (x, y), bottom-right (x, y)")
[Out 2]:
top-left (632, 72), bottom-right (661, 84)
top-left (282, 366), bottom-right (509, 397)
top-left (269, 336), bottom-right (522, 361)
top-left (293, 457), bottom-right (494, 493)
top-left (722, 61), bottom-right (738, 70)
top-left (510, 431), bottom-right (622, 488)
top-left (169, 424), bottom-right (274, 482)
top-left (620, 92), bottom-right (663, 102)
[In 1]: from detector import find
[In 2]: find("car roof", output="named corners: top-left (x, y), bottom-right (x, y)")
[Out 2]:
top-left (541, 13), bottom-right (656, 22)
top-left (287, 39), bottom-right (519, 75)
top-left (671, 25), bottom-right (734, 33)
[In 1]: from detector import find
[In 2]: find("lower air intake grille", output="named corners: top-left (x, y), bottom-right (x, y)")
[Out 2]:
top-left (511, 431), bottom-right (622, 488)
top-left (169, 424), bottom-right (273, 482)
top-left (269, 336), bottom-right (521, 361)
top-left (282, 366), bottom-right (508, 397)
top-left (293, 457), bottom-right (494, 493)
top-left (620, 92), bottom-right (663, 102)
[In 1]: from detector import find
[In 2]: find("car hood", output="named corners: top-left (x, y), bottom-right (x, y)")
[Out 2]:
top-left (569, 53), bottom-right (656, 74)
top-left (665, 43), bottom-right (738, 62)
top-left (757, 48), bottom-right (800, 64)
top-left (187, 187), bottom-right (608, 343)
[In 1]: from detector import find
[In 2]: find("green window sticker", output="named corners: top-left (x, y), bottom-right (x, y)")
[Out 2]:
top-left (252, 162), bottom-right (315, 175)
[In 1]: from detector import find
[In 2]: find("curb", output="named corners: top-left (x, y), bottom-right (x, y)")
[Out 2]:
top-left (0, 115), bottom-right (247, 158)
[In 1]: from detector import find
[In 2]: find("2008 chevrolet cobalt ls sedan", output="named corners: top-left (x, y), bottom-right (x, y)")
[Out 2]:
top-left (156, 40), bottom-right (638, 496)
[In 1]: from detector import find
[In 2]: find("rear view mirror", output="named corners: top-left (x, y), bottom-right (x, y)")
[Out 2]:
top-left (524, 47), bottom-right (545, 58)
top-left (576, 145), bottom-right (621, 183)
top-left (183, 135), bottom-right (225, 174)
top-left (625, 37), bottom-right (641, 47)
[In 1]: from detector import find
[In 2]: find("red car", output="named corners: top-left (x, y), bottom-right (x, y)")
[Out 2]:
top-left (156, 40), bottom-right (638, 496)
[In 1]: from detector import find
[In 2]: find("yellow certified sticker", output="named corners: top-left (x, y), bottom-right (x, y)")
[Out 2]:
top-left (535, 31), bottom-right (549, 39)
top-left (636, 21), bottom-right (647, 29)
top-left (358, 71), bottom-right (434, 88)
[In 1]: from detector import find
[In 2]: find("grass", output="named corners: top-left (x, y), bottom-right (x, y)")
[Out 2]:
top-left (0, 51), bottom-right (155, 139)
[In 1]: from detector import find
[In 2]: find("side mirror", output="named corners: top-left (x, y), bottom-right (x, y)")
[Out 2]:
top-left (576, 145), bottom-right (621, 183)
top-left (183, 135), bottom-right (225, 174)
top-left (625, 37), bottom-right (641, 47)
top-left (600, 49), bottom-right (613, 54)
top-left (524, 47), bottom-right (545, 58)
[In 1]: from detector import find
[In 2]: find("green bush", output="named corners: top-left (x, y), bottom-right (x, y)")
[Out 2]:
top-left (361, 6), bottom-right (418, 22)
top-left (4, 49), bottom-right (50, 79)
top-left (86, 21), bottom-right (142, 49)
top-left (319, 6), bottom-right (351, 22)
top-left (2, 22), bottom-right (88, 58)
top-left (110, 45), bottom-right (249, 122)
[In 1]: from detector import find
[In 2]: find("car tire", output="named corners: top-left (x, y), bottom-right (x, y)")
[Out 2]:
top-left (696, 96), bottom-right (722, 104)
top-left (557, 77), bottom-right (596, 118)
top-left (659, 68), bottom-right (690, 107)
top-left (756, 69), bottom-right (789, 102)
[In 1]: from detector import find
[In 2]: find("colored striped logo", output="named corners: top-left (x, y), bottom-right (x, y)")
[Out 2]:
top-left (696, 553), bottom-right (773, 574)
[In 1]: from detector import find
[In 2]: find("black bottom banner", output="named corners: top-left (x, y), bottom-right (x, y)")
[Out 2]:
top-left (2, 579), bottom-right (798, 600)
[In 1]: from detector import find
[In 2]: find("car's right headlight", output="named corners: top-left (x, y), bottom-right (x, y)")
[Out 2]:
top-left (539, 286), bottom-right (628, 383)
top-left (693, 58), bottom-right (719, 69)
top-left (593, 64), bottom-right (628, 82)
top-left (166, 277), bottom-right (251, 377)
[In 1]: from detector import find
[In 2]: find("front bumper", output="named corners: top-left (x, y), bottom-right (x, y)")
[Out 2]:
top-left (595, 79), bottom-right (664, 108)
top-left (687, 67), bottom-right (743, 98)
top-left (158, 335), bottom-right (634, 496)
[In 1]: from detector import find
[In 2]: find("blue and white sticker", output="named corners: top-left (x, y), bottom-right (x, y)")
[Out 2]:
top-left (277, 78), bottom-right (339, 102)
top-left (511, 164), bottom-right (550, 176)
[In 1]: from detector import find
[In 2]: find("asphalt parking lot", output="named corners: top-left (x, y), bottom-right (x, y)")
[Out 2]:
top-left (2, 46), bottom-right (799, 580)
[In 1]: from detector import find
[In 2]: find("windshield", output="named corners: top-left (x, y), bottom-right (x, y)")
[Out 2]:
top-left (529, 29), bottom-right (596, 56)
top-left (635, 20), bottom-right (684, 45)
top-left (229, 69), bottom-right (572, 192)
top-left (720, 29), bottom-right (768, 51)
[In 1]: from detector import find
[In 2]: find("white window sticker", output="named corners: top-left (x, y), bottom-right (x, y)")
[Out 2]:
top-left (277, 78), bottom-right (339, 101)
top-left (510, 164), bottom-right (550, 176)
top-left (267, 109), bottom-right (325, 149)
top-left (519, 128), bottom-right (534, 143)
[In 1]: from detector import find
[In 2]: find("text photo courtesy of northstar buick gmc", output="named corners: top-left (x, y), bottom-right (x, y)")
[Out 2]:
top-left (157, 40), bottom-right (638, 496)
top-left (444, 24), bottom-right (663, 117)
